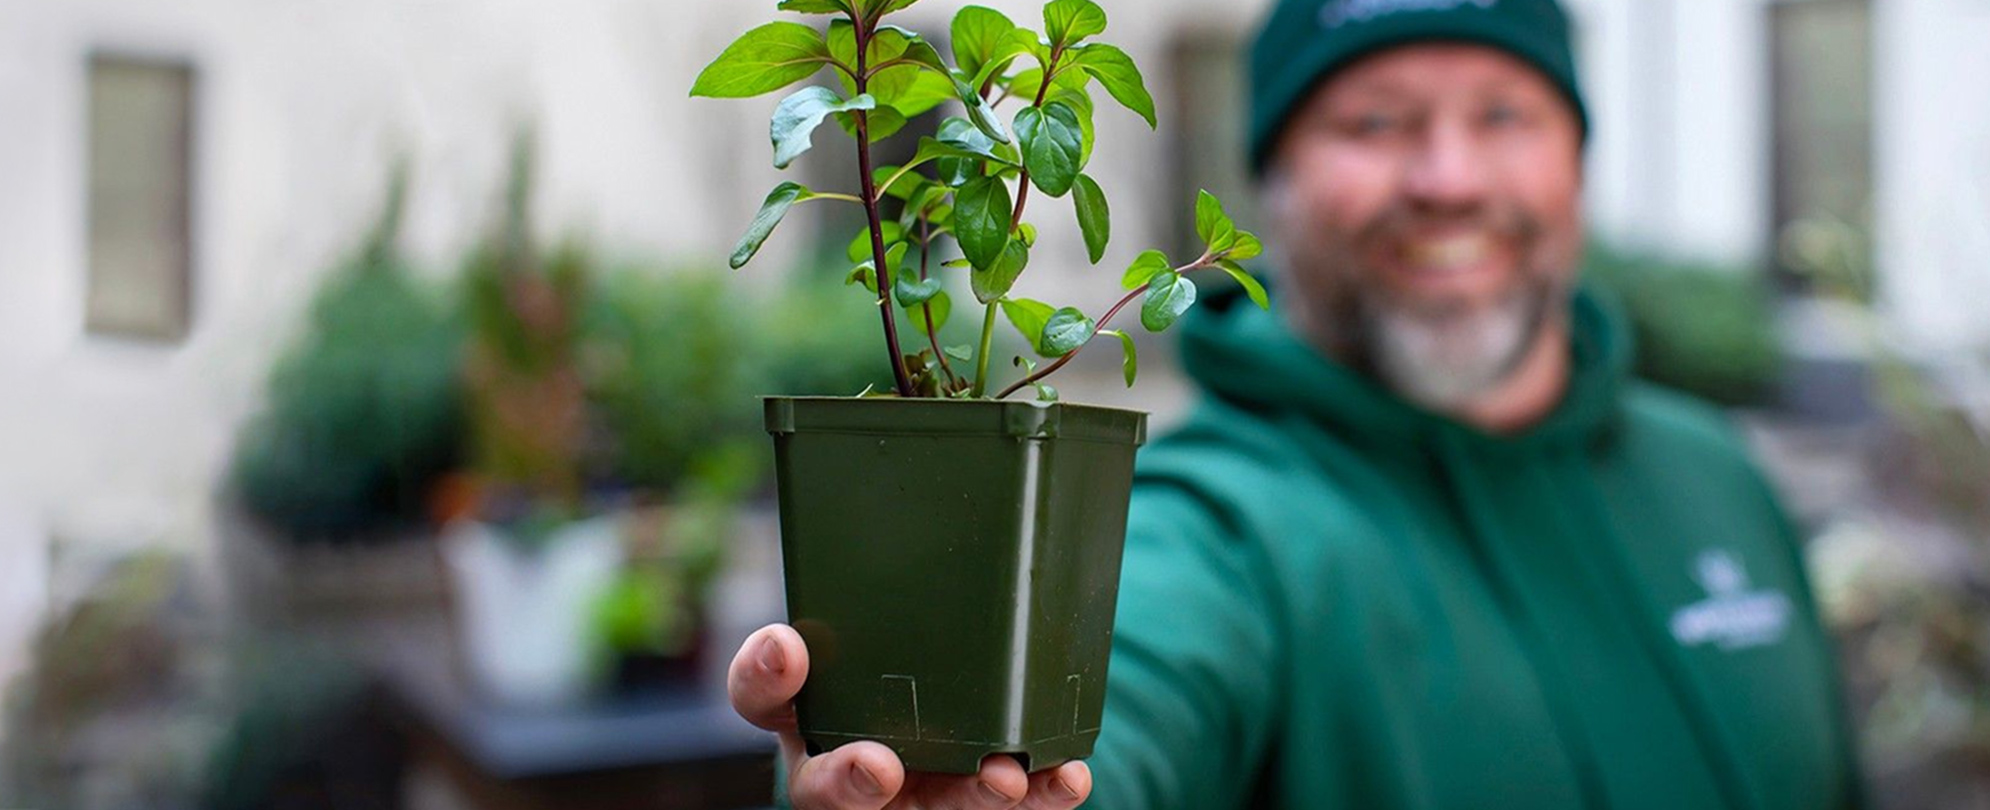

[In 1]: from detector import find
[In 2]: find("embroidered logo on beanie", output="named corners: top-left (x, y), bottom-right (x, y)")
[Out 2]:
top-left (1320, 0), bottom-right (1498, 29)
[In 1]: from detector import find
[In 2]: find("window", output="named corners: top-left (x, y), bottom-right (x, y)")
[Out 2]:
top-left (1167, 30), bottom-right (1256, 264)
top-left (85, 55), bottom-right (195, 341)
top-left (1769, 0), bottom-right (1872, 293)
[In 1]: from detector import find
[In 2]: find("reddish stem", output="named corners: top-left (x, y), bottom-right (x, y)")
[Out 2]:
top-left (853, 21), bottom-right (915, 397)
top-left (995, 260), bottom-right (1213, 400)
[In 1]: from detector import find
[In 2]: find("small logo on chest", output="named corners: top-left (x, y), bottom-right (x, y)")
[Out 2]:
top-left (1667, 550), bottom-right (1792, 651)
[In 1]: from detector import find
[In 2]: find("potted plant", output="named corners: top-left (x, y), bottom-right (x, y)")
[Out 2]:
top-left (692, 0), bottom-right (1266, 774)
top-left (441, 140), bottom-right (625, 709)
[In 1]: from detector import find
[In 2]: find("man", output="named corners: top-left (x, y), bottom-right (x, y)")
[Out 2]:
top-left (729, 0), bottom-right (1866, 807)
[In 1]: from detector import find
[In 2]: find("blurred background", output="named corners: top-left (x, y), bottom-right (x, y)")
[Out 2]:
top-left (2, 0), bottom-right (1988, 807)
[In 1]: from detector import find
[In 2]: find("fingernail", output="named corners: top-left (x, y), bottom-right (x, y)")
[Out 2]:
top-left (757, 636), bottom-right (784, 674)
top-left (979, 780), bottom-right (1009, 803)
top-left (851, 763), bottom-right (886, 797)
top-left (1050, 777), bottom-right (1079, 801)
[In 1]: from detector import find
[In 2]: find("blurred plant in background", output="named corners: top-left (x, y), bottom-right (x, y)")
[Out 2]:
top-left (229, 161), bottom-right (885, 547)
top-left (222, 134), bottom-right (887, 705)
top-left (228, 166), bottom-right (464, 543)
top-left (1780, 214), bottom-right (1990, 807)
top-left (1584, 241), bottom-right (1784, 407)
top-left (455, 134), bottom-right (593, 537)
top-left (2, 552), bottom-right (225, 810)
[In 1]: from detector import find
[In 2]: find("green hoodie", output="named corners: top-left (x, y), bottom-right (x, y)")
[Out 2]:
top-left (1084, 284), bottom-right (1864, 810)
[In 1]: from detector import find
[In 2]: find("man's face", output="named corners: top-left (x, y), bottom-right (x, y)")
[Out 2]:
top-left (1264, 43), bottom-right (1585, 411)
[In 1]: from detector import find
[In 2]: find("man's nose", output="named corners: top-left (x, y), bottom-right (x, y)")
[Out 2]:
top-left (1402, 119), bottom-right (1490, 213)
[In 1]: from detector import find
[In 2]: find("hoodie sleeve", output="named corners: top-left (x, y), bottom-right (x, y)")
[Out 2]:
top-left (1082, 481), bottom-right (1286, 810)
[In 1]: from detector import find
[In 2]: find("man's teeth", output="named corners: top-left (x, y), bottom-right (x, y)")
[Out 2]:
top-left (1404, 235), bottom-right (1491, 270)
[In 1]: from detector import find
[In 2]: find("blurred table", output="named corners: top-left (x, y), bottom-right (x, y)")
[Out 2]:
top-left (366, 619), bottom-right (778, 810)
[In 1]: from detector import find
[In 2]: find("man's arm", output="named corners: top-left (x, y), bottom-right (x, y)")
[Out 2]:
top-left (1084, 483), bottom-right (1286, 809)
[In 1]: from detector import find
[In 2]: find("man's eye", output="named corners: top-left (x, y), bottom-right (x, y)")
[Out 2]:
top-left (1483, 104), bottom-right (1524, 128)
top-left (1350, 113), bottom-right (1400, 135)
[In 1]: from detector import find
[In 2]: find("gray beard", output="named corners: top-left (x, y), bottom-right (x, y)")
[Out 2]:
top-left (1351, 277), bottom-right (1559, 413)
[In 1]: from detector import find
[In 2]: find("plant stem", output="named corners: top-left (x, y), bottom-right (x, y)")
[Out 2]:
top-left (970, 56), bottom-right (1061, 398)
top-left (994, 259), bottom-right (1214, 400)
top-left (854, 23), bottom-right (915, 398)
top-left (971, 300), bottom-right (999, 397)
top-left (917, 216), bottom-right (961, 388)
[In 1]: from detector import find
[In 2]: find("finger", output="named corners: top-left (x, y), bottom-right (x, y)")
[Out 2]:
top-left (1017, 761), bottom-right (1092, 810)
top-left (727, 623), bottom-right (810, 733)
top-left (791, 741), bottom-right (904, 810)
top-left (897, 754), bottom-right (1028, 809)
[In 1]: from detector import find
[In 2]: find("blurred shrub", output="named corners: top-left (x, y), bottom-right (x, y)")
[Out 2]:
top-left (459, 138), bottom-right (590, 518)
top-left (1585, 242), bottom-right (1784, 406)
top-left (229, 172), bottom-right (464, 542)
top-left (228, 205), bottom-right (884, 541)
top-left (2, 552), bottom-right (221, 810)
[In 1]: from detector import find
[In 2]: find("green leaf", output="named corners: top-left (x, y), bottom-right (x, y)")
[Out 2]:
top-left (1121, 249), bottom-right (1170, 289)
top-left (972, 240), bottom-right (1029, 303)
top-left (877, 25), bottom-right (950, 74)
top-left (952, 6), bottom-right (1018, 81)
top-left (1072, 173), bottom-right (1110, 264)
top-left (932, 118), bottom-right (998, 186)
top-left (1000, 297), bottom-right (1055, 348)
top-left (874, 166), bottom-right (924, 202)
top-left (1101, 328), bottom-right (1137, 386)
top-left (897, 183), bottom-right (946, 231)
top-left (1015, 101), bottom-right (1084, 197)
top-left (880, 241), bottom-right (910, 278)
top-left (845, 263), bottom-right (878, 293)
top-left (1044, 0), bottom-right (1107, 48)
top-left (1140, 271), bottom-right (1196, 331)
top-left (862, 0), bottom-right (921, 16)
top-left (845, 242), bottom-right (910, 294)
top-left (691, 22), bottom-right (832, 99)
top-left (1068, 43), bottom-right (1155, 127)
top-left (770, 87), bottom-right (875, 169)
top-left (952, 176), bottom-right (1012, 270)
top-left (731, 181), bottom-right (814, 269)
top-left (891, 69), bottom-right (956, 118)
top-left (1227, 230), bottom-right (1264, 261)
top-left (1194, 189), bottom-right (1237, 252)
top-left (1005, 67), bottom-right (1089, 109)
top-left (845, 222), bottom-right (905, 263)
top-left (827, 22), bottom-right (940, 107)
top-left (951, 74), bottom-right (1011, 143)
top-left (778, 0), bottom-right (851, 13)
top-left (1006, 28), bottom-right (1053, 70)
top-left (1039, 306), bottom-right (1093, 356)
top-left (894, 275), bottom-right (943, 306)
top-left (909, 132), bottom-right (1015, 174)
top-left (944, 344), bottom-right (974, 362)
top-left (1018, 222), bottom-right (1038, 247)
top-left (1053, 86), bottom-right (1098, 164)
top-left (835, 104), bottom-right (909, 141)
top-left (968, 30), bottom-right (1039, 92)
top-left (905, 288), bottom-right (952, 332)
top-left (1218, 259), bottom-right (1270, 310)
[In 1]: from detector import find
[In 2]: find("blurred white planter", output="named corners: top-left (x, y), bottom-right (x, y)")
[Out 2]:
top-left (443, 516), bottom-right (623, 708)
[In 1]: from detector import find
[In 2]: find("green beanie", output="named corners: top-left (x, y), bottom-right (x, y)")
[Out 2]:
top-left (1247, 0), bottom-right (1589, 174)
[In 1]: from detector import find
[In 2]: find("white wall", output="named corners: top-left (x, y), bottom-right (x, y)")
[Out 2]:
top-left (1569, 0), bottom-right (1772, 266)
top-left (1874, 0), bottom-right (1990, 351)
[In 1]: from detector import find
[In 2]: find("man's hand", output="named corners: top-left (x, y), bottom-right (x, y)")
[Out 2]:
top-left (728, 623), bottom-right (1095, 809)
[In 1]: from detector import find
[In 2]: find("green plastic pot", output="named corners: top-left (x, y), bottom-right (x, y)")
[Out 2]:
top-left (764, 396), bottom-right (1147, 774)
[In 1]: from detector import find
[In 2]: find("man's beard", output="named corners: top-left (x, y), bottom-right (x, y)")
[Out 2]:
top-left (1352, 274), bottom-right (1559, 413)
top-left (1268, 188), bottom-right (1571, 415)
